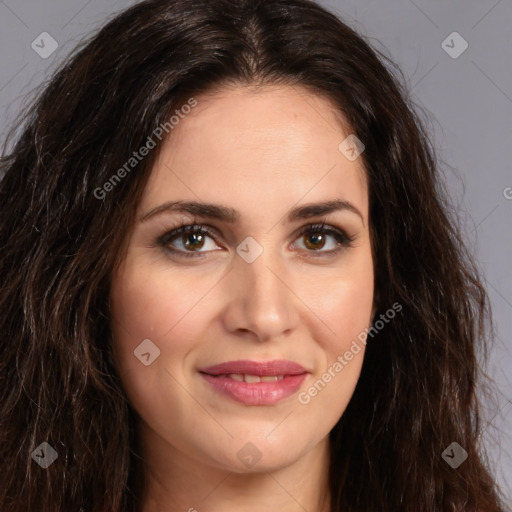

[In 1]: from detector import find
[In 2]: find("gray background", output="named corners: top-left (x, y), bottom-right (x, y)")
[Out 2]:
top-left (0, 0), bottom-right (510, 505)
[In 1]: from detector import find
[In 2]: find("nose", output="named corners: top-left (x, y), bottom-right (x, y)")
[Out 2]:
top-left (221, 246), bottom-right (300, 342)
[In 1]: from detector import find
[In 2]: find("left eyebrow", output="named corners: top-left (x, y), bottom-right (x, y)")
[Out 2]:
top-left (139, 198), bottom-right (364, 226)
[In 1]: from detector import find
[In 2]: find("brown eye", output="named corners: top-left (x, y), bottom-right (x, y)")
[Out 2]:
top-left (157, 222), bottom-right (355, 260)
top-left (294, 223), bottom-right (354, 256)
top-left (158, 224), bottom-right (220, 258)
top-left (302, 232), bottom-right (328, 251)
top-left (181, 232), bottom-right (206, 251)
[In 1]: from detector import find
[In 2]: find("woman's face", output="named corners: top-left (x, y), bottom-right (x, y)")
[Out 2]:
top-left (110, 84), bottom-right (375, 474)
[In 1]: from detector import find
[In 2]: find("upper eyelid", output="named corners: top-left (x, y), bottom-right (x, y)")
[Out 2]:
top-left (166, 220), bottom-right (341, 236)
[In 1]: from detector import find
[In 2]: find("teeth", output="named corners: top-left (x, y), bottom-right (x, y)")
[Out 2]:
top-left (244, 374), bottom-right (261, 383)
top-left (226, 374), bottom-right (285, 382)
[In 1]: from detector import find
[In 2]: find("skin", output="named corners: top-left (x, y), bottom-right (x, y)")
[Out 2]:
top-left (109, 84), bottom-right (376, 512)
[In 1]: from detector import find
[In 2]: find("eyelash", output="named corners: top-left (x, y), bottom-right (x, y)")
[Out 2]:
top-left (156, 220), bottom-right (356, 259)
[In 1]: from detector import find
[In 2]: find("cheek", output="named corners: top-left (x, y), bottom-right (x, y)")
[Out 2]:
top-left (297, 256), bottom-right (373, 410)
top-left (298, 280), bottom-right (372, 423)
top-left (300, 254), bottom-right (374, 352)
top-left (108, 261), bottom-right (205, 429)
top-left (109, 261), bottom-right (184, 381)
top-left (109, 257), bottom-right (221, 384)
top-left (321, 284), bottom-right (371, 367)
top-left (110, 267), bottom-right (169, 351)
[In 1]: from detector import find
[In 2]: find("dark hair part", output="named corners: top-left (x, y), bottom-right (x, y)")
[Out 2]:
top-left (0, 0), bottom-right (505, 510)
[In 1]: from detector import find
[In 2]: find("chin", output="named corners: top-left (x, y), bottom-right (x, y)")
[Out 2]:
top-left (207, 436), bottom-right (311, 474)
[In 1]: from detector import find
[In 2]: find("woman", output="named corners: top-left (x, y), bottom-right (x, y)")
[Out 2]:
top-left (0, 0), bottom-right (506, 511)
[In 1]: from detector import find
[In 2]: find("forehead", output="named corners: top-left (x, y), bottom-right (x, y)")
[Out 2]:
top-left (140, 84), bottom-right (368, 223)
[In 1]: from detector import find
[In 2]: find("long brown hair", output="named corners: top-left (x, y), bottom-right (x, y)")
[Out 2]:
top-left (0, 0), bottom-right (505, 510)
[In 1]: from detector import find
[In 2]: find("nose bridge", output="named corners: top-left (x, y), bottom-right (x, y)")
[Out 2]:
top-left (223, 241), bottom-right (298, 341)
top-left (246, 253), bottom-right (286, 309)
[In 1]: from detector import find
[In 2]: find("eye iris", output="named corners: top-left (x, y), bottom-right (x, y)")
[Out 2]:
top-left (304, 232), bottom-right (326, 250)
top-left (183, 232), bottom-right (205, 250)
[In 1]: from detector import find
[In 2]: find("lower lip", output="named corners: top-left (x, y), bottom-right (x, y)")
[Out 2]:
top-left (200, 373), bottom-right (308, 405)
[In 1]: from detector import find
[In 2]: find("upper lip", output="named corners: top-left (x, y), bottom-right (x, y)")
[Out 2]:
top-left (200, 359), bottom-right (308, 376)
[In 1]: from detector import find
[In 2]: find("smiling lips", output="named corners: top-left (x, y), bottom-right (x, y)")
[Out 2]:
top-left (199, 359), bottom-right (309, 405)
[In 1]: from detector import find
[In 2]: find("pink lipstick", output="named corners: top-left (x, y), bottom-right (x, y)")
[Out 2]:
top-left (199, 359), bottom-right (309, 405)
